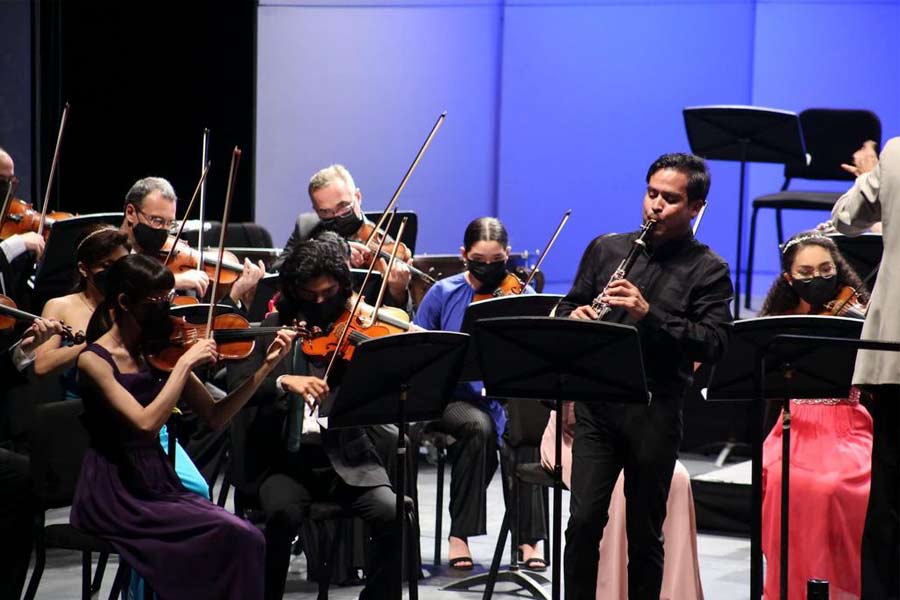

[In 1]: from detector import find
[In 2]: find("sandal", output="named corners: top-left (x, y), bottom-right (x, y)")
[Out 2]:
top-left (449, 556), bottom-right (474, 571)
top-left (522, 557), bottom-right (547, 572)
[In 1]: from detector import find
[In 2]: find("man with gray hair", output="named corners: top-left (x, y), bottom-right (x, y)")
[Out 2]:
top-left (119, 176), bottom-right (265, 307)
top-left (273, 164), bottom-right (412, 309)
top-left (0, 147), bottom-right (46, 306)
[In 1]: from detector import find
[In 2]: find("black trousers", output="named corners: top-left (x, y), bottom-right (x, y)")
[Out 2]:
top-left (564, 400), bottom-right (681, 600)
top-left (440, 400), bottom-right (547, 544)
top-left (0, 447), bottom-right (33, 600)
top-left (861, 385), bottom-right (900, 600)
top-left (259, 446), bottom-right (399, 600)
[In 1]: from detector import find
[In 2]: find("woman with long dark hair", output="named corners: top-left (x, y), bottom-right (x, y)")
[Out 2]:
top-left (70, 253), bottom-right (295, 599)
top-left (759, 231), bottom-right (873, 600)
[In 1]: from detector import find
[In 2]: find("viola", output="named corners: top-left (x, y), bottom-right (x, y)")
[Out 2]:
top-left (819, 285), bottom-right (867, 319)
top-left (144, 313), bottom-right (304, 372)
top-left (300, 297), bottom-right (411, 363)
top-left (0, 293), bottom-right (85, 344)
top-left (0, 198), bottom-right (75, 241)
top-left (160, 236), bottom-right (249, 302)
top-left (350, 221), bottom-right (435, 285)
top-left (472, 272), bottom-right (526, 303)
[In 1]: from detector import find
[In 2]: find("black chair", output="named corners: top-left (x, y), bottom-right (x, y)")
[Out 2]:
top-left (183, 221), bottom-right (274, 249)
top-left (745, 108), bottom-right (881, 308)
top-left (24, 399), bottom-right (148, 600)
top-left (363, 211), bottom-right (418, 255)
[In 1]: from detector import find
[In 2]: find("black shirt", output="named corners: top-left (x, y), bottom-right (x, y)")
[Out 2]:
top-left (557, 231), bottom-right (733, 403)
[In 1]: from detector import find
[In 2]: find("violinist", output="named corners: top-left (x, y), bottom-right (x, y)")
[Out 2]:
top-left (227, 232), bottom-right (401, 600)
top-left (120, 176), bottom-right (264, 308)
top-left (558, 153), bottom-right (732, 600)
top-left (70, 253), bottom-right (295, 599)
top-left (757, 231), bottom-right (872, 600)
top-left (273, 164), bottom-right (413, 311)
top-left (413, 216), bottom-right (547, 570)
top-left (0, 147), bottom-right (45, 305)
top-left (0, 316), bottom-right (67, 599)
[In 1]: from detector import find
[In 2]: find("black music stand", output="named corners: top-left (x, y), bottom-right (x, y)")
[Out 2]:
top-left (829, 232), bottom-right (882, 289)
top-left (321, 331), bottom-right (469, 599)
top-left (704, 315), bottom-right (864, 600)
top-left (458, 317), bottom-right (648, 600)
top-left (459, 294), bottom-right (563, 382)
top-left (32, 212), bottom-right (123, 309)
top-left (683, 106), bottom-right (806, 318)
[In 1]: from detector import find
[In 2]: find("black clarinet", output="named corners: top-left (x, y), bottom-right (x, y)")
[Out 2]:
top-left (589, 220), bottom-right (657, 320)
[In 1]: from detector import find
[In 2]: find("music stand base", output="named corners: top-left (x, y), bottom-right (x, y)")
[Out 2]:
top-left (443, 570), bottom-right (550, 600)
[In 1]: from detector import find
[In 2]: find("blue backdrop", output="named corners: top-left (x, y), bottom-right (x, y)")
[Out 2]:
top-left (255, 0), bottom-right (900, 296)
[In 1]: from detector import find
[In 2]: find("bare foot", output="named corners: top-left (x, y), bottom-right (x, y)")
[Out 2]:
top-left (448, 536), bottom-right (473, 569)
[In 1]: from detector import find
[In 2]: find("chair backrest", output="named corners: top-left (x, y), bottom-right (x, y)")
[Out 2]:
top-left (363, 211), bottom-right (418, 255)
top-left (505, 399), bottom-right (552, 449)
top-left (184, 222), bottom-right (274, 249)
top-left (29, 399), bottom-right (90, 510)
top-left (785, 108), bottom-right (882, 183)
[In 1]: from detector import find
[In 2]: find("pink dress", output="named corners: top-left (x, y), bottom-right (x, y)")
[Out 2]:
top-left (540, 402), bottom-right (704, 600)
top-left (762, 387), bottom-right (872, 600)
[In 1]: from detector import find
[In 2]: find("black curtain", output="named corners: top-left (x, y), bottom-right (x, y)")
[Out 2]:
top-left (34, 0), bottom-right (256, 222)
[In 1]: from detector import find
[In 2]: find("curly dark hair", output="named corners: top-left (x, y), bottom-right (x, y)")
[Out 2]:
top-left (759, 231), bottom-right (869, 316)
top-left (73, 225), bottom-right (131, 292)
top-left (275, 231), bottom-right (352, 322)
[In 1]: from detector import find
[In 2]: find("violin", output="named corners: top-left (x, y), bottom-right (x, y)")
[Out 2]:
top-left (0, 198), bottom-right (75, 241)
top-left (300, 298), bottom-right (410, 363)
top-left (0, 293), bottom-right (85, 344)
top-left (144, 312), bottom-right (302, 372)
top-left (161, 236), bottom-right (245, 288)
top-left (819, 285), bottom-right (867, 319)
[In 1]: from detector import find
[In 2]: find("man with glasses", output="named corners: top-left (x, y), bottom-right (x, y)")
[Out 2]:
top-left (120, 176), bottom-right (264, 308)
top-left (0, 147), bottom-right (46, 306)
top-left (272, 164), bottom-right (412, 310)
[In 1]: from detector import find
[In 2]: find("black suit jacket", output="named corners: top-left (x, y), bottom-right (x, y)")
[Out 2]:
top-left (226, 313), bottom-right (391, 496)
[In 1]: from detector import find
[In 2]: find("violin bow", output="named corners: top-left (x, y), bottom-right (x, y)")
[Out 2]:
top-left (320, 209), bottom-right (398, 388)
top-left (164, 161), bottom-right (212, 266)
top-left (832, 259), bottom-right (880, 316)
top-left (365, 216), bottom-right (408, 326)
top-left (36, 102), bottom-right (70, 239)
top-left (205, 147), bottom-right (241, 338)
top-left (692, 201), bottom-right (708, 236)
top-left (522, 209), bottom-right (571, 290)
top-left (198, 128), bottom-right (210, 273)
top-left (0, 170), bottom-right (17, 233)
top-left (363, 111), bottom-right (446, 249)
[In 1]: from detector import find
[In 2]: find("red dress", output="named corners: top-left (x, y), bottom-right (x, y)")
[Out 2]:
top-left (762, 387), bottom-right (872, 600)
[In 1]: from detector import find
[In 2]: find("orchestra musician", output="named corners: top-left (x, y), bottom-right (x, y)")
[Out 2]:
top-left (0, 147), bottom-right (46, 306)
top-left (226, 232), bottom-right (402, 600)
top-left (0, 317), bottom-right (66, 600)
top-left (70, 253), bottom-right (295, 599)
top-left (272, 164), bottom-right (413, 311)
top-left (413, 216), bottom-right (547, 570)
top-left (558, 153), bottom-right (732, 600)
top-left (830, 137), bottom-right (900, 599)
top-left (119, 176), bottom-right (265, 309)
top-left (758, 231), bottom-right (873, 600)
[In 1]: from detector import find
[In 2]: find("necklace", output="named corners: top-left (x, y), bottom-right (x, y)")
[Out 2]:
top-left (79, 292), bottom-right (97, 312)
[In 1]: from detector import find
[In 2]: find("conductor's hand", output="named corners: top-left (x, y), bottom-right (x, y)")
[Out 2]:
top-left (841, 140), bottom-right (879, 177)
top-left (569, 305), bottom-right (599, 321)
top-left (178, 339), bottom-right (219, 370)
top-left (281, 375), bottom-right (329, 407)
top-left (264, 329), bottom-right (297, 368)
top-left (601, 279), bottom-right (649, 320)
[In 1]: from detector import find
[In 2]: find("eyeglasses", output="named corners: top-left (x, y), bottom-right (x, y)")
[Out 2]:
top-left (141, 290), bottom-right (176, 304)
top-left (135, 206), bottom-right (176, 231)
top-left (316, 200), bottom-right (355, 220)
top-left (0, 175), bottom-right (19, 199)
top-left (792, 263), bottom-right (837, 281)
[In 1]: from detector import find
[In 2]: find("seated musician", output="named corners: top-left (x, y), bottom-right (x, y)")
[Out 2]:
top-left (413, 216), bottom-right (547, 570)
top-left (758, 231), bottom-right (872, 600)
top-left (272, 164), bottom-right (412, 311)
top-left (0, 147), bottom-right (46, 307)
top-left (119, 176), bottom-right (265, 308)
top-left (72, 253), bottom-right (294, 599)
top-left (0, 317), bottom-right (65, 600)
top-left (227, 232), bottom-right (401, 600)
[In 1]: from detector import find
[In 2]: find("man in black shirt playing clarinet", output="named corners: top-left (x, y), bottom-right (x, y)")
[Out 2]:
top-left (557, 153), bottom-right (733, 600)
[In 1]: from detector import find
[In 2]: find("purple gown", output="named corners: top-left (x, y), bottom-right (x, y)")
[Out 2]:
top-left (70, 344), bottom-right (264, 599)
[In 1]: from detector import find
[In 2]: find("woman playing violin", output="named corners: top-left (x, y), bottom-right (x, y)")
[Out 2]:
top-left (759, 231), bottom-right (872, 600)
top-left (71, 253), bottom-right (294, 600)
top-left (120, 176), bottom-right (264, 307)
top-left (413, 216), bottom-right (547, 571)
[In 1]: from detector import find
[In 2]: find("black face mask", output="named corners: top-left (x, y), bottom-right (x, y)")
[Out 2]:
top-left (321, 210), bottom-right (363, 238)
top-left (792, 275), bottom-right (839, 309)
top-left (467, 259), bottom-right (508, 292)
top-left (298, 294), bottom-right (348, 328)
top-left (91, 268), bottom-right (110, 296)
top-left (134, 301), bottom-right (174, 349)
top-left (133, 223), bottom-right (168, 255)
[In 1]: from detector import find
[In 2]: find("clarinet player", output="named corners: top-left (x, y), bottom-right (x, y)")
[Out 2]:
top-left (558, 153), bottom-right (733, 600)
